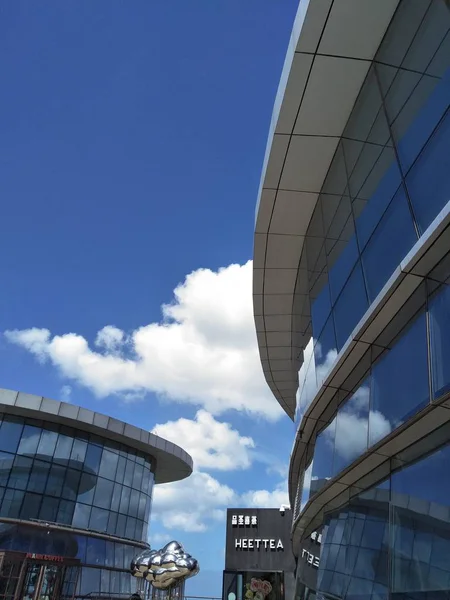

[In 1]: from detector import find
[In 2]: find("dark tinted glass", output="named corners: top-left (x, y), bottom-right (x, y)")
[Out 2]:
top-left (0, 415), bottom-right (153, 541)
top-left (429, 284), bottom-right (450, 398)
top-left (311, 418), bottom-right (336, 497)
top-left (406, 110), bottom-right (450, 234)
top-left (333, 262), bottom-right (368, 350)
top-left (362, 187), bottom-right (418, 301)
top-left (0, 419), bottom-right (23, 453)
top-left (369, 312), bottom-right (429, 447)
top-left (333, 381), bottom-right (370, 476)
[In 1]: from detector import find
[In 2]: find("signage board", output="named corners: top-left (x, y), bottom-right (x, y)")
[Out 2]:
top-left (225, 508), bottom-right (295, 573)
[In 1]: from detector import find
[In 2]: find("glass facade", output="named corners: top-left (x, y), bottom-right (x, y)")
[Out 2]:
top-left (312, 440), bottom-right (450, 600)
top-left (0, 413), bottom-right (155, 598)
top-left (291, 2), bottom-right (450, 598)
top-left (299, 275), bottom-right (450, 507)
top-left (295, 0), bottom-right (450, 426)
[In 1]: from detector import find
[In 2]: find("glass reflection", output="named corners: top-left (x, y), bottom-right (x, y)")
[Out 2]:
top-left (333, 382), bottom-right (370, 476)
top-left (369, 312), bottom-right (429, 447)
top-left (0, 414), bottom-right (154, 542)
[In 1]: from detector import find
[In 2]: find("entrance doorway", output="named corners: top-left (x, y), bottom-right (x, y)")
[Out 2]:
top-left (0, 552), bottom-right (80, 600)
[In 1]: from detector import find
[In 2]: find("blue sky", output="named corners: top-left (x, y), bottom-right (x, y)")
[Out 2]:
top-left (0, 1), bottom-right (298, 595)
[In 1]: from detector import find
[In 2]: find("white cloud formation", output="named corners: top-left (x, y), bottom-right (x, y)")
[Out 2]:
top-left (60, 385), bottom-right (72, 401)
top-left (150, 411), bottom-right (289, 532)
top-left (4, 261), bottom-right (283, 421)
top-left (152, 470), bottom-right (237, 532)
top-left (152, 410), bottom-right (255, 471)
top-left (95, 326), bottom-right (126, 354)
top-left (241, 482), bottom-right (289, 509)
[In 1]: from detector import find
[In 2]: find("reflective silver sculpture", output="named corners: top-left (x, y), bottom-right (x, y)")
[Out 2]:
top-left (131, 541), bottom-right (200, 590)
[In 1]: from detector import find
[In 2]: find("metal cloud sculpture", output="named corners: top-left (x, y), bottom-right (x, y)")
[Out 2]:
top-left (131, 541), bottom-right (200, 590)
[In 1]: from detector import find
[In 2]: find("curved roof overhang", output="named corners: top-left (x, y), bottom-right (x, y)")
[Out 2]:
top-left (253, 0), bottom-right (400, 419)
top-left (0, 388), bottom-right (193, 484)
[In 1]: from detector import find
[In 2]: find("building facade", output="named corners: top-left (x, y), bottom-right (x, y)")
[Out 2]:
top-left (0, 388), bottom-right (192, 600)
top-left (253, 1), bottom-right (450, 599)
top-left (223, 509), bottom-right (296, 600)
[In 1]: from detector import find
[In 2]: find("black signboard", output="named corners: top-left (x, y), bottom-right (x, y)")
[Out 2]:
top-left (225, 508), bottom-right (295, 573)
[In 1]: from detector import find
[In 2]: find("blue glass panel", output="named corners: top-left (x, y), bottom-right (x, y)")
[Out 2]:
top-left (406, 110), bottom-right (450, 234)
top-left (362, 187), bottom-right (418, 301)
top-left (397, 71), bottom-right (450, 173)
top-left (329, 235), bottom-right (359, 304)
top-left (17, 425), bottom-right (41, 455)
top-left (333, 380), bottom-right (370, 476)
top-left (429, 284), bottom-right (450, 398)
top-left (333, 262), bottom-right (369, 350)
top-left (0, 418), bottom-right (23, 453)
top-left (311, 282), bottom-right (332, 340)
top-left (369, 312), bottom-right (429, 447)
top-left (313, 316), bottom-right (337, 389)
top-left (311, 418), bottom-right (336, 497)
top-left (354, 161), bottom-right (402, 250)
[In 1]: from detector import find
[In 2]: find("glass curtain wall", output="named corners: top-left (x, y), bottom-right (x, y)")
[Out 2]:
top-left (295, 0), bottom-right (450, 425)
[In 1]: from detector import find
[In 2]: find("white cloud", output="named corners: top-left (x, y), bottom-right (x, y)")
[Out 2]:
top-left (95, 326), bottom-right (126, 354)
top-left (4, 261), bottom-right (282, 421)
top-left (152, 470), bottom-right (236, 532)
top-left (241, 482), bottom-right (289, 509)
top-left (60, 385), bottom-right (72, 401)
top-left (152, 410), bottom-right (254, 471)
top-left (150, 411), bottom-right (289, 532)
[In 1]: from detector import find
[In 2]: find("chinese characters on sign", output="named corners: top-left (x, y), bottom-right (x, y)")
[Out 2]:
top-left (231, 514), bottom-right (258, 526)
top-left (231, 514), bottom-right (284, 551)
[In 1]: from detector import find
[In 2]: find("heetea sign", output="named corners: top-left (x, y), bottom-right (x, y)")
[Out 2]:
top-left (231, 514), bottom-right (284, 551)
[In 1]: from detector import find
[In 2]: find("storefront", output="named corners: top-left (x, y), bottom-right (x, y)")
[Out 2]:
top-left (0, 550), bottom-right (80, 600)
top-left (222, 509), bottom-right (295, 600)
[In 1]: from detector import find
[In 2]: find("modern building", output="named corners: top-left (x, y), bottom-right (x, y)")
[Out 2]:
top-left (253, 1), bottom-right (450, 599)
top-left (0, 388), bottom-right (192, 600)
top-left (222, 509), bottom-right (296, 600)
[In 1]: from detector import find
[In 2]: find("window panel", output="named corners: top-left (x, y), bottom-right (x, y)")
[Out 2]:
top-left (56, 499), bottom-right (75, 525)
top-left (313, 316), bottom-right (337, 390)
top-left (84, 443), bottom-right (103, 473)
top-left (123, 459), bottom-right (135, 487)
top-left (429, 284), bottom-right (450, 398)
top-left (362, 186), bottom-right (418, 302)
top-left (39, 496), bottom-right (59, 522)
top-left (70, 439), bottom-right (87, 465)
top-left (0, 418), bottom-right (24, 453)
top-left (99, 449), bottom-right (119, 480)
top-left (45, 464), bottom-right (66, 497)
top-left (311, 418), bottom-right (336, 497)
top-left (54, 434), bottom-right (74, 460)
top-left (93, 477), bottom-right (113, 510)
top-left (27, 459), bottom-right (50, 494)
top-left (328, 235), bottom-right (358, 305)
top-left (333, 262), bottom-right (369, 350)
top-left (119, 486), bottom-right (131, 515)
top-left (37, 428), bottom-right (58, 458)
top-left (406, 109), bottom-right (450, 234)
top-left (369, 312), bottom-right (429, 446)
top-left (72, 503), bottom-right (91, 529)
top-left (311, 280), bottom-right (332, 340)
top-left (9, 456), bottom-right (33, 490)
top-left (86, 536), bottom-right (106, 566)
top-left (17, 425), bottom-right (42, 455)
top-left (0, 489), bottom-right (24, 518)
top-left (333, 381), bottom-right (370, 476)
